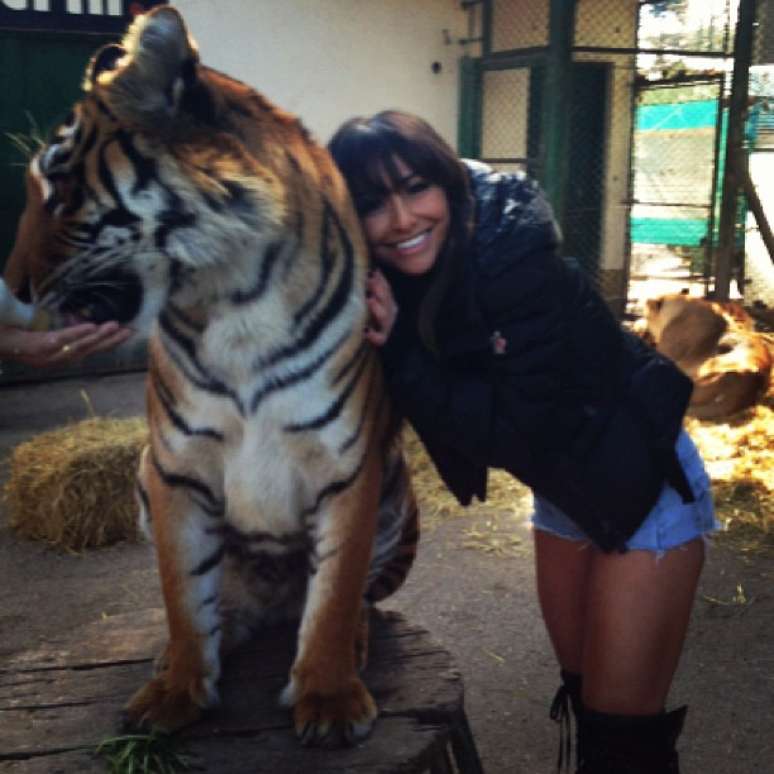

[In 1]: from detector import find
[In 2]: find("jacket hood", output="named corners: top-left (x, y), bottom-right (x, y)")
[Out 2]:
top-left (462, 159), bottom-right (561, 277)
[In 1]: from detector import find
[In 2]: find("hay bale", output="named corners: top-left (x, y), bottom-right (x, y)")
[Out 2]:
top-left (3, 417), bottom-right (148, 550)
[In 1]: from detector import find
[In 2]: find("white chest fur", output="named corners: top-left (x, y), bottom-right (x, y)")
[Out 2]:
top-left (155, 297), bottom-right (366, 541)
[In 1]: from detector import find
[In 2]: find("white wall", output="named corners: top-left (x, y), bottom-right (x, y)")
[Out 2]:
top-left (746, 152), bottom-right (774, 305)
top-left (174, 0), bottom-right (467, 147)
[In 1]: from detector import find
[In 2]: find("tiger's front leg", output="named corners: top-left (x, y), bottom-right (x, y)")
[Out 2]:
top-left (124, 450), bottom-right (225, 732)
top-left (281, 451), bottom-right (382, 747)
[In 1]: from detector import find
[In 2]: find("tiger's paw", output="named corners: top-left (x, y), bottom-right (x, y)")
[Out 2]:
top-left (288, 678), bottom-right (377, 748)
top-left (122, 675), bottom-right (211, 733)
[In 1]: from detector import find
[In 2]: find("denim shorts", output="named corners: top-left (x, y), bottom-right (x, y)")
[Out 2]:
top-left (532, 430), bottom-right (720, 552)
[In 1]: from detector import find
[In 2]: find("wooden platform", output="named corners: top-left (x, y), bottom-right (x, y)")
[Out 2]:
top-left (0, 609), bottom-right (483, 773)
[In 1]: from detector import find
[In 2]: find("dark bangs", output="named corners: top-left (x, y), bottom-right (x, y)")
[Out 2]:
top-left (328, 111), bottom-right (470, 220)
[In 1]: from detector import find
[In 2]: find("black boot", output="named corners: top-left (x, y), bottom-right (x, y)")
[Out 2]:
top-left (577, 705), bottom-right (687, 773)
top-left (550, 670), bottom-right (584, 772)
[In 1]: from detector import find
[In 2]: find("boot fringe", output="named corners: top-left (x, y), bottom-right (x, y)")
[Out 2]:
top-left (550, 670), bottom-right (583, 772)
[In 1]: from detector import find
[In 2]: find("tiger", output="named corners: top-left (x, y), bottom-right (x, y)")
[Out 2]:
top-left (6, 6), bottom-right (419, 747)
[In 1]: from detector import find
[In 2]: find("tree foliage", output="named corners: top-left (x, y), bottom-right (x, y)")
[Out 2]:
top-left (648, 0), bottom-right (688, 20)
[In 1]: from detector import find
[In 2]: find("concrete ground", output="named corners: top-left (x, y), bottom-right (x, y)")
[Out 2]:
top-left (1, 370), bottom-right (772, 773)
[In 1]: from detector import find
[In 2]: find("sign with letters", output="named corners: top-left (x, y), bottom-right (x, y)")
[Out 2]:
top-left (0, 1), bottom-right (167, 34)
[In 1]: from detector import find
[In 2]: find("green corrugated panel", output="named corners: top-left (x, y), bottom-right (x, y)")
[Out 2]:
top-left (630, 218), bottom-right (708, 246)
top-left (637, 99), bottom-right (718, 131)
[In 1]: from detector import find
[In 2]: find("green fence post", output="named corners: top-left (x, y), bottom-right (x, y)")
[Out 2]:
top-left (458, 55), bottom-right (482, 157)
top-left (715, 0), bottom-right (757, 300)
top-left (539, 0), bottom-right (578, 225)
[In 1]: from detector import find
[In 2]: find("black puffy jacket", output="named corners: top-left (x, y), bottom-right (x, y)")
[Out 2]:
top-left (380, 161), bottom-right (694, 552)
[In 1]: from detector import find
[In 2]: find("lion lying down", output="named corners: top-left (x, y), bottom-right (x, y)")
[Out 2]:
top-left (638, 293), bottom-right (772, 421)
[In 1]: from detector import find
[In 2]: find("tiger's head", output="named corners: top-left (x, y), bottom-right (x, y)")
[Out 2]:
top-left (6, 6), bottom-right (319, 334)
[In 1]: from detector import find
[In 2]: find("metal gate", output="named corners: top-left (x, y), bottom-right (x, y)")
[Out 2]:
top-left (629, 77), bottom-right (727, 294)
top-left (462, 52), bottom-right (612, 282)
top-left (458, 0), bottom-right (754, 316)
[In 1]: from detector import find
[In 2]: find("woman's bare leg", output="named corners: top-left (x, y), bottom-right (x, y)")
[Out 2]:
top-left (534, 530), bottom-right (593, 674)
top-left (536, 528), bottom-right (704, 714)
top-left (581, 538), bottom-right (705, 714)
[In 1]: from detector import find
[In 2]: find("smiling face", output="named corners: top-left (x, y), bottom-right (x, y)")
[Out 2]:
top-left (361, 158), bottom-right (450, 276)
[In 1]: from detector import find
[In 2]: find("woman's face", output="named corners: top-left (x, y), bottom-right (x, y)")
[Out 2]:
top-left (361, 157), bottom-right (450, 276)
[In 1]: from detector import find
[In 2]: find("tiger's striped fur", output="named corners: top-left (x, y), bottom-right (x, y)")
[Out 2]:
top-left (9, 6), bottom-right (418, 746)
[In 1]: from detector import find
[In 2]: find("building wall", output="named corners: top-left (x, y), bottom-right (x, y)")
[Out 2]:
top-left (746, 150), bottom-right (774, 305)
top-left (174, 0), bottom-right (467, 147)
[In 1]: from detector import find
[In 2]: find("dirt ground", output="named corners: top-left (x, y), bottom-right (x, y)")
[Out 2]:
top-left (1, 370), bottom-right (772, 773)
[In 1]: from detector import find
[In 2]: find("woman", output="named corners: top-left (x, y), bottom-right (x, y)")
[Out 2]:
top-left (328, 111), bottom-right (716, 774)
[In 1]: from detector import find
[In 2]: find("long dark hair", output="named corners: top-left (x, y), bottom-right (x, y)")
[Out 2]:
top-left (328, 110), bottom-right (472, 352)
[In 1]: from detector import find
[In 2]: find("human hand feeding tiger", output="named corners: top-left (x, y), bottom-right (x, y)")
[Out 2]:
top-left (7, 5), bottom-right (418, 747)
top-left (0, 278), bottom-right (132, 369)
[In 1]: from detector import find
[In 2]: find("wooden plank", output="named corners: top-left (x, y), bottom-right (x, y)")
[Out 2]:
top-left (0, 647), bottom-right (462, 754)
top-left (0, 665), bottom-right (147, 757)
top-left (2, 609), bottom-right (167, 671)
top-left (182, 717), bottom-right (450, 774)
top-left (0, 748), bottom-right (105, 773)
top-left (0, 716), bottom-right (449, 774)
top-left (2, 609), bottom-right (439, 671)
top-left (0, 611), bottom-right (467, 773)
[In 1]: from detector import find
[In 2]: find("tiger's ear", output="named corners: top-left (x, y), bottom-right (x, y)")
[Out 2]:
top-left (90, 6), bottom-right (200, 127)
top-left (85, 43), bottom-right (126, 87)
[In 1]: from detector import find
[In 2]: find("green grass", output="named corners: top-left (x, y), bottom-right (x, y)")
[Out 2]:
top-left (95, 731), bottom-right (201, 774)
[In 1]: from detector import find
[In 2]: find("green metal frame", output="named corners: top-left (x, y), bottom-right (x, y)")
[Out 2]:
top-left (715, 0), bottom-right (758, 300)
top-left (458, 0), bottom-right (579, 221)
top-left (538, 0), bottom-right (577, 221)
top-left (458, 55), bottom-right (482, 158)
top-left (481, 0), bottom-right (493, 56)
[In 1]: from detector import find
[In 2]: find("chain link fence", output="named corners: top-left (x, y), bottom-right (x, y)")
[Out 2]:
top-left (464, 0), bottom-right (772, 313)
top-left (754, 0), bottom-right (774, 64)
top-left (489, 0), bottom-right (548, 52)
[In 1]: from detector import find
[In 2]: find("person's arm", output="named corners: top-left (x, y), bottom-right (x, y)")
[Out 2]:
top-left (0, 322), bottom-right (133, 369)
top-left (0, 274), bottom-right (133, 369)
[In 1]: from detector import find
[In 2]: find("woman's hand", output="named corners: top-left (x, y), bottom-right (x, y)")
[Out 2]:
top-left (0, 321), bottom-right (133, 369)
top-left (365, 269), bottom-right (398, 347)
